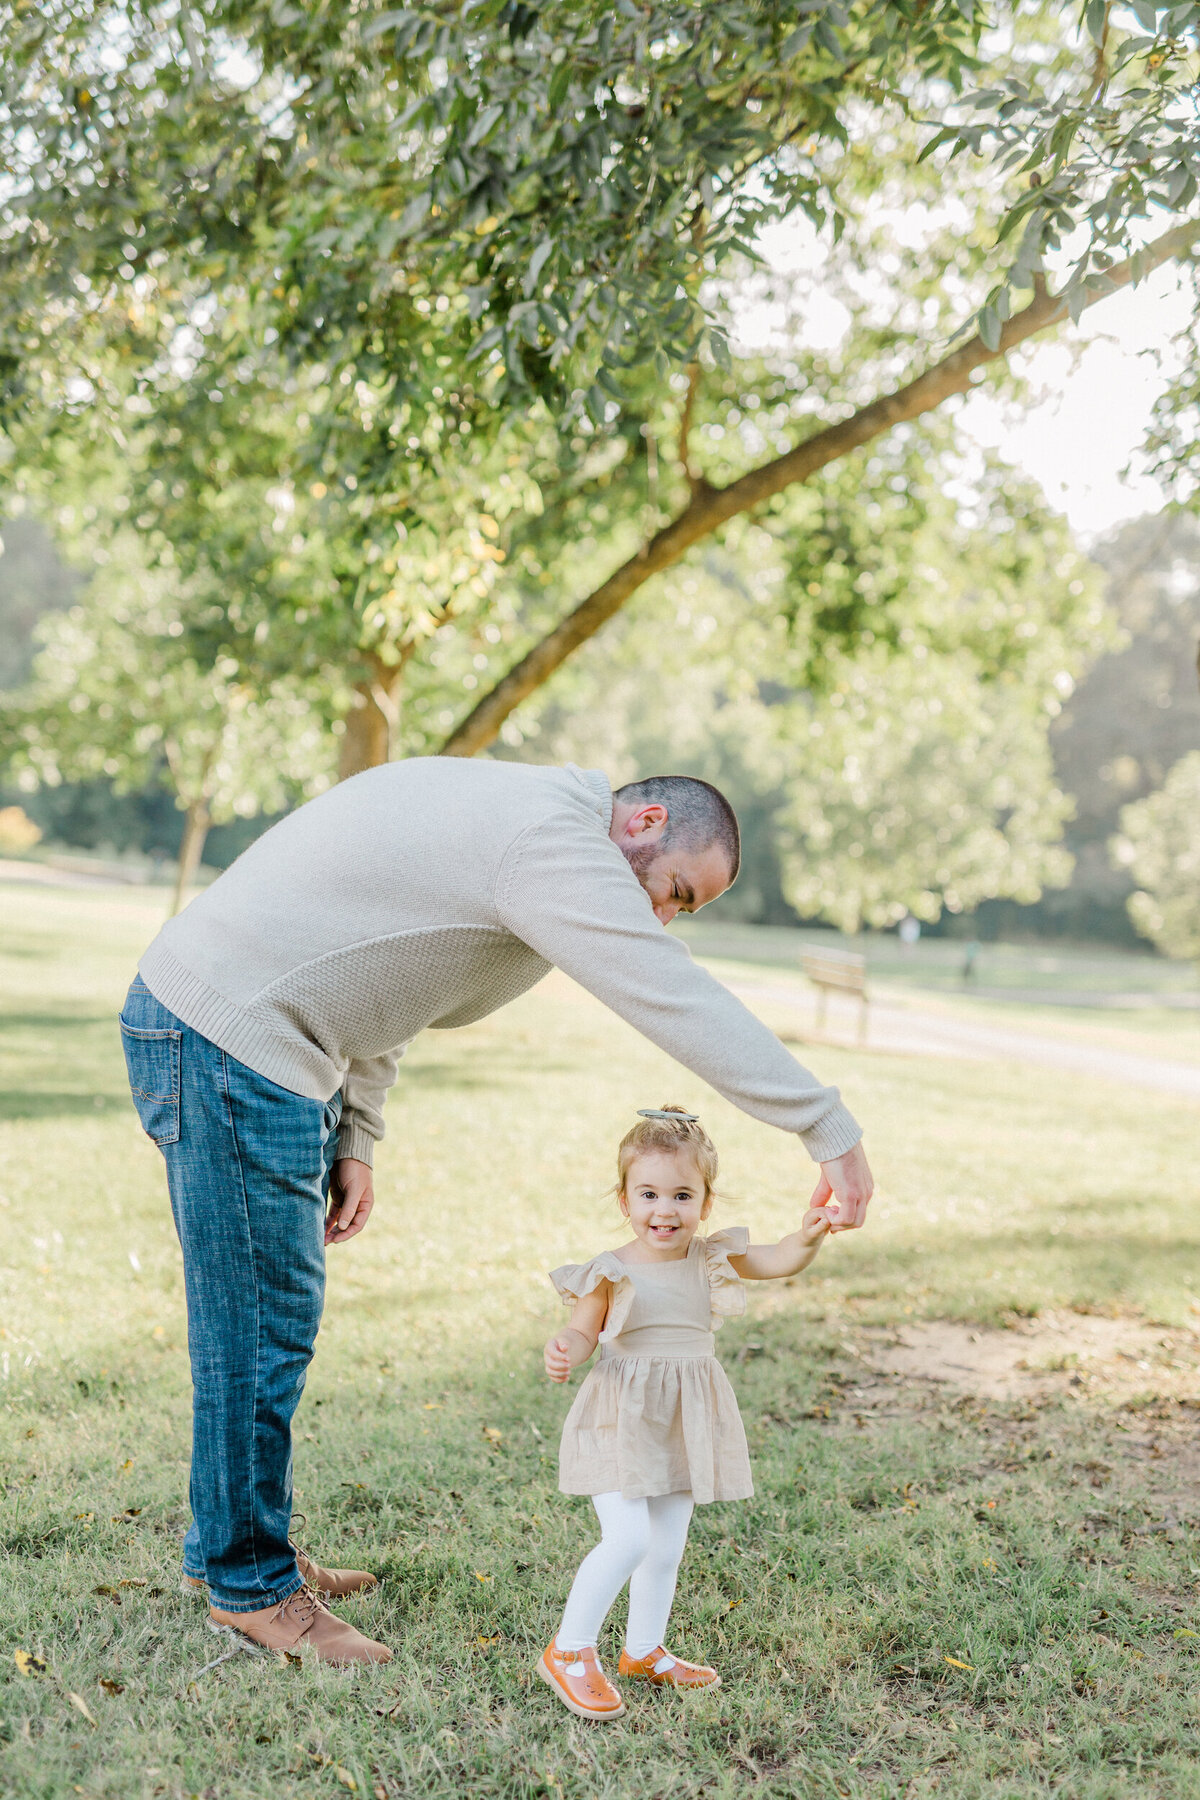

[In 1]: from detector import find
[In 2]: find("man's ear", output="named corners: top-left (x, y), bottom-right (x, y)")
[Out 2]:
top-left (629, 803), bottom-right (668, 837)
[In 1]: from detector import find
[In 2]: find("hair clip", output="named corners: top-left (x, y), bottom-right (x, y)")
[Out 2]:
top-left (637, 1108), bottom-right (699, 1122)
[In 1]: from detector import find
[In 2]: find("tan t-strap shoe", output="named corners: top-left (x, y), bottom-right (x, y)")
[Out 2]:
top-left (209, 1586), bottom-right (392, 1664)
top-left (618, 1645), bottom-right (720, 1690)
top-left (183, 1542), bottom-right (378, 1601)
top-left (537, 1639), bottom-right (625, 1720)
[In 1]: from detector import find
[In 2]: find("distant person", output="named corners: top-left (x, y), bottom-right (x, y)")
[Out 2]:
top-left (539, 1105), bottom-right (836, 1719)
top-left (898, 915), bottom-right (921, 953)
top-left (120, 761), bottom-right (872, 1665)
top-left (961, 939), bottom-right (981, 983)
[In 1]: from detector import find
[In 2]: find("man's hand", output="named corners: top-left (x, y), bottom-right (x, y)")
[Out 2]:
top-left (811, 1139), bottom-right (874, 1233)
top-left (325, 1158), bottom-right (374, 1246)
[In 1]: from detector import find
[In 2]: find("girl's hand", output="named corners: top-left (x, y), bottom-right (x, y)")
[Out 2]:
top-left (544, 1334), bottom-right (574, 1382)
top-left (800, 1206), bottom-right (835, 1246)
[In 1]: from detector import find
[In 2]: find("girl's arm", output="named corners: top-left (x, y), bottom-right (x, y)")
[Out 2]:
top-left (544, 1282), bottom-right (610, 1382)
top-left (728, 1206), bottom-right (835, 1282)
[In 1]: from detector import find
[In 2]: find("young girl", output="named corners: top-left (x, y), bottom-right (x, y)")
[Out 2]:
top-left (538, 1105), bottom-right (835, 1721)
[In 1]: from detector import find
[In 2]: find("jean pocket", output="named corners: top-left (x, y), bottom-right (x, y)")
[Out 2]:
top-left (120, 1020), bottom-right (182, 1146)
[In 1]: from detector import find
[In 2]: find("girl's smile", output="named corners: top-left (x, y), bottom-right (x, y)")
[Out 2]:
top-left (618, 1148), bottom-right (713, 1262)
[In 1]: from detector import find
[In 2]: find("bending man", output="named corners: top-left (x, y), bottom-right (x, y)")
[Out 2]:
top-left (121, 761), bottom-right (872, 1664)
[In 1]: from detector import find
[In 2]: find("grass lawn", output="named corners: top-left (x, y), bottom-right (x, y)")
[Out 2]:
top-left (3, 886), bottom-right (1200, 1800)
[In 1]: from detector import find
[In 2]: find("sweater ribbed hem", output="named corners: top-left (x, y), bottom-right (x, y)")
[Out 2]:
top-left (138, 941), bottom-right (337, 1104)
top-left (797, 1101), bottom-right (863, 1164)
top-left (335, 1123), bottom-right (377, 1167)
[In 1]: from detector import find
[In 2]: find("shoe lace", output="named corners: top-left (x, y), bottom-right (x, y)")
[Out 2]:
top-left (279, 1584), bottom-right (323, 1632)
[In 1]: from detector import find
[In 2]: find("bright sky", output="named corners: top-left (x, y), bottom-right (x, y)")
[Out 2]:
top-left (739, 220), bottom-right (1193, 547)
top-left (958, 263), bottom-right (1193, 543)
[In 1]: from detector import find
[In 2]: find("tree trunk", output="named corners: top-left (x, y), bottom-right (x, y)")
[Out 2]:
top-left (439, 220), bottom-right (1198, 760)
top-left (171, 797), bottom-right (211, 917)
top-left (338, 651), bottom-right (411, 780)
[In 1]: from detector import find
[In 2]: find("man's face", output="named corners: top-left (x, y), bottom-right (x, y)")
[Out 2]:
top-left (615, 804), bottom-right (733, 925)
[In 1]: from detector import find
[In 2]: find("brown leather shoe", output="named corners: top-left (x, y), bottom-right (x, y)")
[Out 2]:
top-left (183, 1544), bottom-right (378, 1602)
top-left (209, 1587), bottom-right (392, 1665)
top-left (618, 1645), bottom-right (720, 1690)
top-left (536, 1639), bottom-right (625, 1720)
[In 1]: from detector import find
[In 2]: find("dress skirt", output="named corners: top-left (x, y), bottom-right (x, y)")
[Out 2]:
top-left (558, 1350), bottom-right (753, 1505)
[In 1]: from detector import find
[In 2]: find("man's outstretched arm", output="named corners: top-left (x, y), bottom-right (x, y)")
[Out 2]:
top-left (495, 817), bottom-right (873, 1225)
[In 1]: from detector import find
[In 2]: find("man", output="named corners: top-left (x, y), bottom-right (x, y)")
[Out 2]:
top-left (121, 759), bottom-right (872, 1664)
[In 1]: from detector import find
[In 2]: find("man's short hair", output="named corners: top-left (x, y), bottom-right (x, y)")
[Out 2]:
top-left (614, 775), bottom-right (740, 884)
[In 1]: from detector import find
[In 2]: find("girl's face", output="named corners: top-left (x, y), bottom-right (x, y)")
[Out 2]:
top-left (619, 1148), bottom-right (713, 1257)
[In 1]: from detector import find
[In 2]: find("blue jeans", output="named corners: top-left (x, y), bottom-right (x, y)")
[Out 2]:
top-left (119, 977), bottom-right (341, 1611)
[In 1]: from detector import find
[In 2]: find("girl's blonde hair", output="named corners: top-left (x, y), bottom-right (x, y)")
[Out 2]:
top-left (616, 1105), bottom-right (719, 1199)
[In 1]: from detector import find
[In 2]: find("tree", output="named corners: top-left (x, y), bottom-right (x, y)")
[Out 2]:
top-left (6, 537), bottom-right (334, 913)
top-left (1040, 512), bottom-right (1200, 934)
top-left (493, 439), bottom-right (1107, 929)
top-left (2, 2), bottom-right (1197, 763)
top-left (1113, 753), bottom-right (1200, 962)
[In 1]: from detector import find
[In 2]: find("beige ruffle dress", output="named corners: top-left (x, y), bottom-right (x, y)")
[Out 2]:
top-left (549, 1229), bottom-right (753, 1505)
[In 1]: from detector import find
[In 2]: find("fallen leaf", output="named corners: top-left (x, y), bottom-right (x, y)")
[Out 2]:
top-left (120, 1459), bottom-right (134, 1471)
top-left (14, 1649), bottom-right (47, 1678)
top-left (474, 1571), bottom-right (492, 1583)
top-left (476, 1634), bottom-right (501, 1647)
top-left (110, 1509), bottom-right (142, 1523)
top-left (68, 1692), bottom-right (97, 1727)
top-left (1174, 1628), bottom-right (1199, 1640)
top-left (482, 1427), bottom-right (503, 1446)
top-left (944, 1656), bottom-right (975, 1671)
top-left (99, 1678), bottom-right (124, 1695)
top-left (725, 1599), bottom-right (743, 1613)
top-left (422, 1402), bottom-right (442, 1411)
top-left (334, 1768), bottom-right (357, 1791)
top-left (118, 1578), bottom-right (147, 1589)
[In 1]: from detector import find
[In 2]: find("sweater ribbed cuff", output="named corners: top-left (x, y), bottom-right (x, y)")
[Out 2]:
top-left (335, 1123), bottom-right (377, 1167)
top-left (798, 1101), bottom-right (862, 1165)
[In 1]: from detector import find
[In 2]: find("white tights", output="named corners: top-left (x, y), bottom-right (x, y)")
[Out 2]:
top-left (556, 1491), bottom-right (695, 1658)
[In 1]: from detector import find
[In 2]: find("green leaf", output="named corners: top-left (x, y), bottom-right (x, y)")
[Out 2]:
top-left (978, 305), bottom-right (1002, 352)
top-left (1083, 0), bottom-right (1108, 46)
top-left (523, 236), bottom-right (554, 298)
top-left (360, 8), bottom-right (414, 44)
top-left (548, 62), bottom-right (572, 111)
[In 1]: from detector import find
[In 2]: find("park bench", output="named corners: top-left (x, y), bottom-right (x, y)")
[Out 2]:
top-left (801, 948), bottom-right (869, 1045)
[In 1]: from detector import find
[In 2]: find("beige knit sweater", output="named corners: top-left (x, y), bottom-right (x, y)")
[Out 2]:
top-left (139, 759), bottom-right (861, 1167)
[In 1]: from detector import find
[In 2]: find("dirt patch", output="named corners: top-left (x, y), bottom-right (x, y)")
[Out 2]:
top-left (860, 1311), bottom-right (1200, 1405)
top-left (842, 1312), bottom-right (1200, 1526)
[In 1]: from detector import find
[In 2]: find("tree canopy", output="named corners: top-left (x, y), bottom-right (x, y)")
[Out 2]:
top-left (1, 0), bottom-right (1197, 795)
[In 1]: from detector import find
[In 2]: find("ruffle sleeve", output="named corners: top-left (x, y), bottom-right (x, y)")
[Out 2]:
top-left (702, 1227), bottom-right (750, 1331)
top-left (549, 1252), bottom-right (635, 1342)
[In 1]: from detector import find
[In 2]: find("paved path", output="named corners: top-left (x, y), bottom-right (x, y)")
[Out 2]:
top-left (724, 975), bottom-right (1200, 1102)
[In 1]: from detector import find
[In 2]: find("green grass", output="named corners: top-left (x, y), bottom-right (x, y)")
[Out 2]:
top-left (675, 918), bottom-right (1200, 998)
top-left (4, 887), bottom-right (1200, 1799)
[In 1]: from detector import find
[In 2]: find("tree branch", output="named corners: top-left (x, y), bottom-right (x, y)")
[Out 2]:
top-left (439, 219), bottom-right (1198, 759)
top-left (677, 362), bottom-right (704, 494)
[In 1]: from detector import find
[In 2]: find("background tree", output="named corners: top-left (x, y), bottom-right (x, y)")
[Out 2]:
top-left (1113, 752), bottom-right (1200, 963)
top-left (5, 538), bottom-right (333, 913)
top-left (492, 437), bottom-right (1106, 930)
